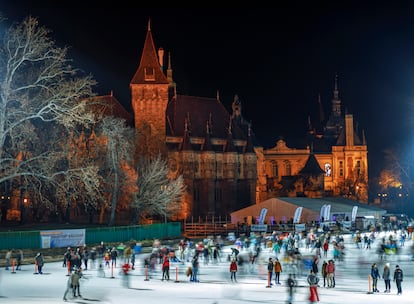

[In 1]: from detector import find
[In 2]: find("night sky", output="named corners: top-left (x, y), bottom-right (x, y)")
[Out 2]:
top-left (3, 3), bottom-right (414, 179)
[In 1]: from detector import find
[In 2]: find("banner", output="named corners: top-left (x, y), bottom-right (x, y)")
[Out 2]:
top-left (40, 229), bottom-right (86, 249)
top-left (320, 204), bottom-right (326, 222)
top-left (258, 208), bottom-right (268, 225)
top-left (324, 204), bottom-right (331, 222)
top-left (295, 223), bottom-right (306, 232)
top-left (351, 205), bottom-right (358, 222)
top-left (293, 206), bottom-right (303, 223)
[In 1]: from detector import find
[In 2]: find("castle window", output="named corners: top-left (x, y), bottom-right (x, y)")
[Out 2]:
top-left (325, 163), bottom-right (331, 177)
top-left (144, 67), bottom-right (155, 81)
top-left (356, 160), bottom-right (361, 176)
top-left (272, 163), bottom-right (279, 178)
top-left (284, 161), bottom-right (291, 176)
top-left (339, 161), bottom-right (343, 177)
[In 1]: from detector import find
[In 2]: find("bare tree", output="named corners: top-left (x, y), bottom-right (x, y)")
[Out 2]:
top-left (98, 116), bottom-right (135, 226)
top-left (130, 154), bottom-right (186, 224)
top-left (0, 16), bottom-right (101, 221)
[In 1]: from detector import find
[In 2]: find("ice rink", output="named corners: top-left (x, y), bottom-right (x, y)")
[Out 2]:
top-left (1, 232), bottom-right (414, 303)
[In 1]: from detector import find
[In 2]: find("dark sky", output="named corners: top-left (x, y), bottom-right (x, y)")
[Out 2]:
top-left (3, 3), bottom-right (414, 178)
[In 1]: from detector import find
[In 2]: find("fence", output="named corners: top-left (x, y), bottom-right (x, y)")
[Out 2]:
top-left (0, 222), bottom-right (182, 250)
top-left (183, 216), bottom-right (236, 238)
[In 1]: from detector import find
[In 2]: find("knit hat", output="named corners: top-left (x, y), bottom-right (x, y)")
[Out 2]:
top-left (396, 265), bottom-right (399, 268)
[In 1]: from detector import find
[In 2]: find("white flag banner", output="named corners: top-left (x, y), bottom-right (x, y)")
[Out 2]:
top-left (324, 204), bottom-right (331, 222)
top-left (320, 204), bottom-right (326, 222)
top-left (293, 206), bottom-right (303, 223)
top-left (258, 208), bottom-right (268, 225)
top-left (351, 206), bottom-right (358, 222)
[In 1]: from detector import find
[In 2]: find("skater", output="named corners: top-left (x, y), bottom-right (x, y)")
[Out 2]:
top-left (230, 258), bottom-right (238, 282)
top-left (382, 262), bottom-right (391, 293)
top-left (371, 263), bottom-right (380, 292)
top-left (287, 273), bottom-right (296, 304)
top-left (274, 257), bottom-right (282, 285)
top-left (393, 265), bottom-right (403, 295)
top-left (307, 269), bottom-right (319, 303)
top-left (162, 255), bottom-right (170, 281)
top-left (34, 252), bottom-right (44, 274)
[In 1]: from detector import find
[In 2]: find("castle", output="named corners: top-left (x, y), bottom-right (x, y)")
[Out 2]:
top-left (126, 20), bottom-right (368, 220)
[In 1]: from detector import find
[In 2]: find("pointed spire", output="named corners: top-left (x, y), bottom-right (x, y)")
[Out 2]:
top-left (318, 93), bottom-right (325, 123)
top-left (130, 18), bottom-right (169, 85)
top-left (299, 153), bottom-right (325, 176)
top-left (181, 117), bottom-right (192, 151)
top-left (362, 129), bottom-right (367, 145)
top-left (216, 90), bottom-right (220, 101)
top-left (331, 74), bottom-right (341, 117)
top-left (224, 119), bottom-right (235, 152)
top-left (245, 123), bottom-right (254, 153)
top-left (333, 73), bottom-right (339, 100)
top-left (148, 18), bottom-right (151, 31)
top-left (203, 120), bottom-right (213, 151)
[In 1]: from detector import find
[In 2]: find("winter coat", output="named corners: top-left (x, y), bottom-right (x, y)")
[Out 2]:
top-left (371, 265), bottom-right (380, 279)
top-left (230, 261), bottom-right (238, 272)
top-left (383, 265), bottom-right (391, 280)
top-left (394, 268), bottom-right (403, 281)
top-left (162, 257), bottom-right (170, 271)
top-left (274, 260), bottom-right (282, 273)
top-left (35, 254), bottom-right (44, 267)
top-left (321, 262), bottom-right (328, 278)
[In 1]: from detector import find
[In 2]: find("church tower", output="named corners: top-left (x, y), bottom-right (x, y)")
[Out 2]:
top-left (130, 20), bottom-right (169, 156)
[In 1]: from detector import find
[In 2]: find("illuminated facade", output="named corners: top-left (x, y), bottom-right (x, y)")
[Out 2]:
top-left (130, 22), bottom-right (257, 218)
top-left (256, 77), bottom-right (368, 203)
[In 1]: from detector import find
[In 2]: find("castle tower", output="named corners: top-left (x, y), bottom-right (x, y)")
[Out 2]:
top-left (130, 20), bottom-right (169, 156)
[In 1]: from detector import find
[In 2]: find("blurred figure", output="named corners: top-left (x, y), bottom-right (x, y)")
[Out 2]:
top-left (229, 258), bottom-right (238, 282)
top-left (16, 249), bottom-right (23, 270)
top-left (393, 264), bottom-right (403, 295)
top-left (274, 257), bottom-right (282, 285)
top-left (191, 255), bottom-right (199, 282)
top-left (162, 255), bottom-right (170, 281)
top-left (122, 263), bottom-right (131, 288)
top-left (307, 269), bottom-right (319, 303)
top-left (326, 259), bottom-right (335, 288)
top-left (5, 249), bottom-right (12, 270)
top-left (321, 260), bottom-right (328, 288)
top-left (267, 257), bottom-right (274, 286)
top-left (371, 263), bottom-right (380, 292)
top-left (71, 266), bottom-right (83, 298)
top-left (286, 273), bottom-right (296, 304)
top-left (34, 252), bottom-right (44, 274)
top-left (382, 262), bottom-right (391, 293)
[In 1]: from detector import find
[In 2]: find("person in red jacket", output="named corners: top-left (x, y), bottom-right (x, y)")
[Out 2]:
top-left (230, 258), bottom-right (238, 282)
top-left (162, 256), bottom-right (170, 281)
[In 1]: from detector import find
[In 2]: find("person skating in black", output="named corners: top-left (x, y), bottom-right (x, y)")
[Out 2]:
top-left (393, 265), bottom-right (403, 295)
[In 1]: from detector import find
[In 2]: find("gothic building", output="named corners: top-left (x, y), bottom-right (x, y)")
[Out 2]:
top-left (115, 21), bottom-right (368, 220)
top-left (130, 21), bottom-right (258, 219)
top-left (256, 76), bottom-right (368, 203)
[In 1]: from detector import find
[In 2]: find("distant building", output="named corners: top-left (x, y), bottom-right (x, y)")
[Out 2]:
top-left (92, 21), bottom-right (369, 220)
top-left (256, 76), bottom-right (368, 203)
top-left (130, 21), bottom-right (257, 219)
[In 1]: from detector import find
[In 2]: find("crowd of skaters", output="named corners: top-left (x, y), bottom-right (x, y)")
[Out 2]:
top-left (2, 224), bottom-right (414, 303)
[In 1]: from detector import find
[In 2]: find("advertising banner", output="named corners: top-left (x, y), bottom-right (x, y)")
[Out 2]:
top-left (258, 208), bottom-right (268, 225)
top-left (40, 229), bottom-right (86, 249)
top-left (351, 206), bottom-right (358, 222)
top-left (293, 207), bottom-right (303, 223)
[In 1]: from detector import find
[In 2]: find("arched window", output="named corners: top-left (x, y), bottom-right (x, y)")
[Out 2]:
top-left (272, 162), bottom-right (279, 178)
top-left (325, 163), bottom-right (331, 176)
top-left (285, 161), bottom-right (291, 176)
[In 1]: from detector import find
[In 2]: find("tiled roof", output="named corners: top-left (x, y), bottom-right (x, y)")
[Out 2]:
top-left (166, 95), bottom-right (247, 141)
top-left (87, 95), bottom-right (133, 127)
